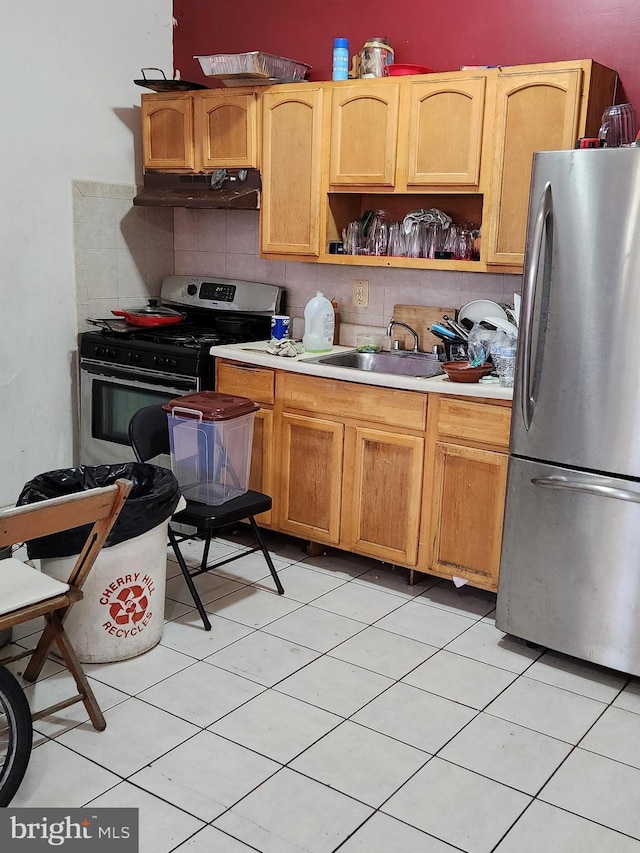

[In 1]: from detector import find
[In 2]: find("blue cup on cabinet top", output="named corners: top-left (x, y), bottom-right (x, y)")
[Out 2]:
top-left (271, 315), bottom-right (291, 340)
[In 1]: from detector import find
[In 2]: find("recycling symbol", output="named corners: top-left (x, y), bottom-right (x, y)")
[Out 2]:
top-left (108, 585), bottom-right (150, 626)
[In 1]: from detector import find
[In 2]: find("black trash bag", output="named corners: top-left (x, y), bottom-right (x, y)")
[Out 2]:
top-left (17, 462), bottom-right (181, 559)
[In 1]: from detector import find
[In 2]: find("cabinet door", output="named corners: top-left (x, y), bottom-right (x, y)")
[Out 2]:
top-left (345, 426), bottom-right (424, 565)
top-left (428, 442), bottom-right (508, 591)
top-left (329, 82), bottom-right (400, 186)
top-left (249, 409), bottom-right (273, 525)
top-left (279, 413), bottom-right (343, 543)
top-left (141, 94), bottom-right (195, 170)
top-left (261, 87), bottom-right (324, 256)
top-left (404, 76), bottom-right (486, 188)
top-left (485, 69), bottom-right (582, 266)
top-left (194, 92), bottom-right (259, 169)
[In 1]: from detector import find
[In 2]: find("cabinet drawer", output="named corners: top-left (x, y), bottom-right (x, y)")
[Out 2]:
top-left (436, 396), bottom-right (511, 449)
top-left (216, 360), bottom-right (275, 405)
top-left (282, 373), bottom-right (426, 431)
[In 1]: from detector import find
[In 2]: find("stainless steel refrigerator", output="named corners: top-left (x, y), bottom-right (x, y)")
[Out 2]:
top-left (496, 147), bottom-right (640, 676)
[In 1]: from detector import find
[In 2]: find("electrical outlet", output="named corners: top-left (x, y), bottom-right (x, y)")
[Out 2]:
top-left (352, 279), bottom-right (369, 308)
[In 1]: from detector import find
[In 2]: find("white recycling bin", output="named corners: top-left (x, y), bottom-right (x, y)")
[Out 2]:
top-left (41, 519), bottom-right (171, 663)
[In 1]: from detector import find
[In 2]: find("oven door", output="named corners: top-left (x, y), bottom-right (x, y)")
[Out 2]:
top-left (79, 362), bottom-right (197, 467)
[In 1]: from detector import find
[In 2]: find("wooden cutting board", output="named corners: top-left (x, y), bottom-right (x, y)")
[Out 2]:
top-left (392, 304), bottom-right (456, 352)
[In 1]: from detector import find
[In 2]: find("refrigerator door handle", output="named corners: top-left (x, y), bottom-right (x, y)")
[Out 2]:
top-left (532, 476), bottom-right (640, 504)
top-left (521, 182), bottom-right (553, 430)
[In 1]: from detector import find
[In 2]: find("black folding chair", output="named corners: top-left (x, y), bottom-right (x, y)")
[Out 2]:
top-left (128, 405), bottom-right (284, 630)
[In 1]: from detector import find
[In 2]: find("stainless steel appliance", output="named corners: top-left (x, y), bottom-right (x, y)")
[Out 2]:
top-left (496, 147), bottom-right (640, 676)
top-left (79, 275), bottom-right (283, 466)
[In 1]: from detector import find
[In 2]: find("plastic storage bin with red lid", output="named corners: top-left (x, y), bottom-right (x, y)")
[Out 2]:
top-left (163, 392), bottom-right (259, 505)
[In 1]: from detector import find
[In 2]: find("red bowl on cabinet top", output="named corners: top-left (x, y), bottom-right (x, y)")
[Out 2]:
top-left (385, 63), bottom-right (434, 76)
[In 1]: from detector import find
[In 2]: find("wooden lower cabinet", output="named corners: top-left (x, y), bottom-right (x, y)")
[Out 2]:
top-left (277, 372), bottom-right (427, 564)
top-left (217, 359), bottom-right (512, 589)
top-left (279, 413), bottom-right (344, 543)
top-left (418, 394), bottom-right (511, 592)
top-left (425, 442), bottom-right (508, 590)
top-left (344, 426), bottom-right (424, 564)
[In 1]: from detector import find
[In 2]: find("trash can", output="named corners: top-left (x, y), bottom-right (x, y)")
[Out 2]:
top-left (17, 463), bottom-right (181, 663)
top-left (163, 392), bottom-right (258, 505)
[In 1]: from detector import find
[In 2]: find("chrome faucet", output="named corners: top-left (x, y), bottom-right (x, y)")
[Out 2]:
top-left (386, 319), bottom-right (420, 352)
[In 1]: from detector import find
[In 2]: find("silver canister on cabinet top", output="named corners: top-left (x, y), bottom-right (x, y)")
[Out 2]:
top-left (355, 37), bottom-right (394, 78)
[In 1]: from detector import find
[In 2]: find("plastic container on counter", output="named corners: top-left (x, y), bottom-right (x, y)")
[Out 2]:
top-left (303, 292), bottom-right (334, 353)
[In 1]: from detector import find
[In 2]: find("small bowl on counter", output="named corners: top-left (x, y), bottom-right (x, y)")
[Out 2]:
top-left (441, 361), bottom-right (494, 383)
top-left (356, 335), bottom-right (384, 353)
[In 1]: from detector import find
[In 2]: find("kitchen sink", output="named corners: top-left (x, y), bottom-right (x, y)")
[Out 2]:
top-left (305, 350), bottom-right (444, 379)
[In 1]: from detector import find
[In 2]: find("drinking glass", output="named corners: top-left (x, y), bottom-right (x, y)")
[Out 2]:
top-left (423, 222), bottom-right (443, 259)
top-left (452, 228), bottom-right (474, 260)
top-left (345, 220), bottom-right (364, 255)
top-left (442, 224), bottom-right (458, 254)
top-left (405, 221), bottom-right (423, 258)
top-left (387, 221), bottom-right (405, 257)
top-left (367, 210), bottom-right (390, 256)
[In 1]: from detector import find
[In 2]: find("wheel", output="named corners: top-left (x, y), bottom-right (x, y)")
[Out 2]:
top-left (0, 664), bottom-right (33, 806)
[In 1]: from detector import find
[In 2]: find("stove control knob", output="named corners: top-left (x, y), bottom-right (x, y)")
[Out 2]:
top-left (154, 355), bottom-right (165, 367)
top-left (128, 352), bottom-right (140, 363)
top-left (108, 348), bottom-right (117, 359)
top-left (187, 283), bottom-right (198, 296)
top-left (168, 358), bottom-right (178, 368)
top-left (95, 346), bottom-right (105, 358)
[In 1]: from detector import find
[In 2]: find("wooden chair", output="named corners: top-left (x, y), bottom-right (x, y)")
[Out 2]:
top-left (129, 404), bottom-right (284, 631)
top-left (0, 479), bottom-right (132, 731)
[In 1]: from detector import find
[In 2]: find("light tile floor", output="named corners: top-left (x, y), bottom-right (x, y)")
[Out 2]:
top-left (7, 530), bottom-right (640, 853)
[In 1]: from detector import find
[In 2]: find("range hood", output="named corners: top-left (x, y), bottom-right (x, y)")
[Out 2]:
top-left (133, 168), bottom-right (261, 209)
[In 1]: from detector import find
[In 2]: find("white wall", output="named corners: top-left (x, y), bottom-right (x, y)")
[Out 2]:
top-left (0, 2), bottom-right (172, 504)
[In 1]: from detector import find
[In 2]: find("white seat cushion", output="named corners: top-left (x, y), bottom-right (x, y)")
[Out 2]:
top-left (0, 557), bottom-right (70, 615)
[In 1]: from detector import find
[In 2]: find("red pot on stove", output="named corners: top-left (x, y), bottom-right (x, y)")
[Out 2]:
top-left (111, 300), bottom-right (185, 327)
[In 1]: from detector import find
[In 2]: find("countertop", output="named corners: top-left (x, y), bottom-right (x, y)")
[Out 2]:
top-left (210, 341), bottom-right (513, 401)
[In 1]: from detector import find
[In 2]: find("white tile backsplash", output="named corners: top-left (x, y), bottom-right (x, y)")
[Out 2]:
top-left (171, 209), bottom-right (522, 330)
top-left (73, 193), bottom-right (521, 337)
top-left (73, 180), bottom-right (174, 331)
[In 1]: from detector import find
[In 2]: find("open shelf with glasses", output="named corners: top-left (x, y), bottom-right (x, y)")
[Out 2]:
top-left (320, 192), bottom-right (488, 271)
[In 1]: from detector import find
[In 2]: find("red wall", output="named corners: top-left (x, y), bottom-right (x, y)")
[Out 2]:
top-left (173, 0), bottom-right (640, 112)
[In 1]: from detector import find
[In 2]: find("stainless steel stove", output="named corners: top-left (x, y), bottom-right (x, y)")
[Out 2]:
top-left (78, 275), bottom-right (284, 466)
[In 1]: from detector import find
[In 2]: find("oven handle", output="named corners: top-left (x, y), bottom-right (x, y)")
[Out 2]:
top-left (80, 360), bottom-right (196, 391)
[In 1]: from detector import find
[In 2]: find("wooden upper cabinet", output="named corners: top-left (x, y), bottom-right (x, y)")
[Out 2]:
top-left (261, 86), bottom-right (324, 256)
top-left (141, 93), bottom-right (195, 170)
top-left (194, 91), bottom-right (259, 169)
top-left (329, 82), bottom-right (400, 187)
top-left (142, 89), bottom-right (259, 172)
top-left (484, 61), bottom-right (617, 266)
top-left (403, 75), bottom-right (486, 189)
